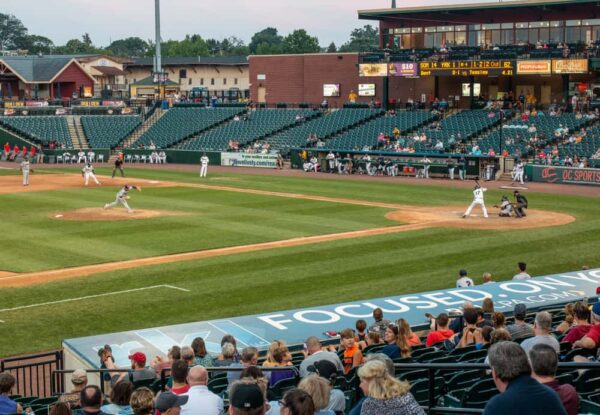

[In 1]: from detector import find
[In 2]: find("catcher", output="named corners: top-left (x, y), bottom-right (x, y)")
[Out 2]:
top-left (494, 195), bottom-right (514, 217)
top-left (104, 184), bottom-right (141, 213)
top-left (513, 190), bottom-right (528, 218)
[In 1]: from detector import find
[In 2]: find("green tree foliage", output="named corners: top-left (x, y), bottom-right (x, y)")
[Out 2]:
top-left (159, 34), bottom-right (209, 57)
top-left (282, 29), bottom-right (320, 54)
top-left (249, 27), bottom-right (283, 54)
top-left (0, 13), bottom-right (29, 50)
top-left (14, 35), bottom-right (54, 55)
top-left (326, 42), bottom-right (337, 53)
top-left (106, 37), bottom-right (149, 57)
top-left (338, 25), bottom-right (379, 52)
top-left (53, 38), bottom-right (104, 55)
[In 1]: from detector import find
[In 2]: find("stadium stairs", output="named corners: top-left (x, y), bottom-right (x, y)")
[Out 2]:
top-left (120, 108), bottom-right (166, 149)
top-left (66, 115), bottom-right (88, 150)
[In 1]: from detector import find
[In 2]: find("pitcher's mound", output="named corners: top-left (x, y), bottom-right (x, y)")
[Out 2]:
top-left (51, 207), bottom-right (186, 221)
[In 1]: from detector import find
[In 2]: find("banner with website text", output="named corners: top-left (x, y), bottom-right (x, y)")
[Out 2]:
top-left (527, 165), bottom-right (600, 186)
top-left (221, 152), bottom-right (278, 168)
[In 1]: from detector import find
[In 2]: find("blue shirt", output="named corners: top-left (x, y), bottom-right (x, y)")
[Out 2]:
top-left (0, 395), bottom-right (17, 415)
top-left (381, 344), bottom-right (401, 359)
top-left (483, 375), bottom-right (567, 415)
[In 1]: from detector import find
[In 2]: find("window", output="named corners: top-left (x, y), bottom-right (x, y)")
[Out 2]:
top-left (188, 78), bottom-right (192, 85)
top-left (179, 69), bottom-right (187, 79)
top-left (223, 78), bottom-right (227, 85)
top-left (502, 30), bottom-right (514, 44)
top-left (529, 28), bottom-right (539, 43)
top-left (455, 25), bottom-right (466, 31)
top-left (539, 28), bottom-right (549, 42)
top-left (200, 78), bottom-right (204, 85)
top-left (425, 26), bottom-right (436, 33)
top-left (211, 78), bottom-right (215, 85)
top-left (482, 24), bottom-right (500, 30)
top-left (516, 28), bottom-right (528, 43)
top-left (411, 27), bottom-right (422, 33)
top-left (584, 19), bottom-right (600, 26)
top-left (455, 31), bottom-right (466, 45)
top-left (501, 23), bottom-right (514, 29)
top-left (234, 78), bottom-right (238, 85)
top-left (550, 27), bottom-right (563, 43)
top-left (566, 20), bottom-right (581, 27)
top-left (515, 22), bottom-right (528, 29)
top-left (566, 27), bottom-right (582, 42)
top-left (425, 33), bottom-right (435, 48)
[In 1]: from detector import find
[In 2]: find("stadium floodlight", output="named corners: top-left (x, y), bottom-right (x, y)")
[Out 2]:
top-left (154, 0), bottom-right (162, 75)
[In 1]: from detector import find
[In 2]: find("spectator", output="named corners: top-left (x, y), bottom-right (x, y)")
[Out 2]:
top-left (170, 360), bottom-right (190, 395)
top-left (482, 298), bottom-right (495, 316)
top-left (130, 387), bottom-right (154, 415)
top-left (298, 376), bottom-right (335, 415)
top-left (155, 391), bottom-right (188, 415)
top-left (229, 381), bottom-right (266, 415)
top-left (449, 302), bottom-right (474, 333)
top-left (529, 344), bottom-right (578, 415)
top-left (306, 360), bottom-right (345, 414)
top-left (555, 304), bottom-right (575, 334)
top-left (213, 343), bottom-right (236, 371)
top-left (456, 269), bottom-right (474, 288)
top-left (101, 380), bottom-right (133, 415)
top-left (59, 369), bottom-right (88, 406)
top-left (520, 312), bottom-right (559, 353)
top-left (262, 340), bottom-right (295, 387)
top-left (0, 372), bottom-right (22, 415)
top-left (573, 302), bottom-right (600, 349)
top-left (49, 403), bottom-right (71, 415)
top-left (355, 319), bottom-right (367, 346)
top-left (513, 262), bottom-right (531, 280)
top-left (381, 325), bottom-right (402, 359)
top-left (152, 346), bottom-right (181, 376)
top-left (180, 347), bottom-right (196, 367)
top-left (299, 336), bottom-right (343, 378)
top-left (79, 385), bottom-right (106, 415)
top-left (492, 312), bottom-right (506, 330)
top-left (228, 347), bottom-right (259, 385)
top-left (483, 342), bottom-right (566, 415)
top-left (476, 307), bottom-right (494, 328)
top-left (357, 360), bottom-right (424, 415)
top-left (364, 332), bottom-right (381, 349)
top-left (339, 328), bottom-right (363, 374)
top-left (458, 308), bottom-right (483, 348)
top-left (397, 318), bottom-right (420, 347)
top-left (426, 313), bottom-right (455, 347)
top-left (191, 337), bottom-right (214, 367)
top-left (563, 301), bottom-right (591, 344)
top-left (180, 366), bottom-right (223, 415)
top-left (368, 308), bottom-right (391, 338)
top-left (482, 272), bottom-right (495, 284)
top-left (506, 304), bottom-right (534, 339)
top-left (279, 389), bottom-right (315, 415)
top-left (348, 353), bottom-right (394, 415)
top-left (220, 335), bottom-right (240, 362)
top-left (116, 352), bottom-right (156, 385)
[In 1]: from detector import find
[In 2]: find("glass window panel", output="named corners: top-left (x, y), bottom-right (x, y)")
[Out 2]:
top-left (501, 23), bottom-right (514, 29)
top-left (566, 20), bottom-right (581, 26)
top-left (469, 25), bottom-right (481, 30)
top-left (455, 31), bottom-right (466, 45)
top-left (529, 22), bottom-right (542, 28)
top-left (515, 22), bottom-right (528, 29)
top-left (550, 27), bottom-right (563, 43)
top-left (411, 27), bottom-right (422, 33)
top-left (425, 33), bottom-right (435, 48)
top-left (583, 19), bottom-right (600, 26)
top-left (502, 29), bottom-right (514, 44)
top-left (425, 27), bottom-right (436, 33)
top-left (492, 30), bottom-right (501, 45)
top-left (468, 30), bottom-right (478, 46)
top-left (593, 26), bottom-right (600, 42)
top-left (529, 28), bottom-right (539, 43)
top-left (455, 25), bottom-right (466, 31)
top-left (539, 28), bottom-right (549, 42)
top-left (482, 23), bottom-right (500, 30)
top-left (516, 28), bottom-right (529, 43)
top-left (445, 32), bottom-right (455, 45)
top-left (437, 26), bottom-right (454, 32)
top-left (550, 21), bottom-right (563, 27)
top-left (566, 27), bottom-right (581, 42)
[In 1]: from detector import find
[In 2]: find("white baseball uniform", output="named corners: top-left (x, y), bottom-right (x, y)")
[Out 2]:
top-left (513, 162), bottom-right (524, 185)
top-left (104, 185), bottom-right (137, 213)
top-left (21, 160), bottom-right (30, 186)
top-left (464, 187), bottom-right (488, 218)
top-left (82, 165), bottom-right (101, 186)
top-left (200, 156), bottom-right (209, 177)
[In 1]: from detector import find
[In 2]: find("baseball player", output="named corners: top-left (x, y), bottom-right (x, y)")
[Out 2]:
top-left (447, 157), bottom-right (455, 180)
top-left (494, 195), bottom-right (514, 217)
top-left (463, 180), bottom-right (489, 218)
top-left (82, 163), bottom-right (101, 186)
top-left (21, 156), bottom-right (31, 186)
top-left (513, 190), bottom-right (528, 218)
top-left (420, 156), bottom-right (432, 178)
top-left (104, 184), bottom-right (141, 213)
top-left (112, 157), bottom-right (125, 178)
top-left (511, 159), bottom-right (525, 185)
top-left (200, 153), bottom-right (209, 177)
top-left (326, 151), bottom-right (336, 173)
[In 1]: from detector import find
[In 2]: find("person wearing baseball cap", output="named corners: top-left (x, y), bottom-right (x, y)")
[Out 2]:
top-left (155, 391), bottom-right (188, 415)
top-left (228, 382), bottom-right (265, 414)
top-left (573, 302), bottom-right (600, 349)
top-left (506, 304), bottom-right (534, 340)
top-left (306, 360), bottom-right (345, 413)
top-left (127, 352), bottom-right (157, 383)
top-left (456, 269), bottom-right (474, 288)
top-left (59, 369), bottom-right (88, 405)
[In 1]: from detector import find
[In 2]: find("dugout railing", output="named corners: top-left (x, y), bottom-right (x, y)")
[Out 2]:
top-left (0, 350), bottom-right (64, 398)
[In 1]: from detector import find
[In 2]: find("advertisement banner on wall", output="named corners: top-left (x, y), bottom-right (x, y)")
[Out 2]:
top-left (358, 84), bottom-right (375, 96)
top-left (552, 59), bottom-right (589, 74)
top-left (221, 152), bottom-right (278, 168)
top-left (527, 165), bottom-right (600, 186)
top-left (389, 62), bottom-right (419, 77)
top-left (359, 63), bottom-right (388, 77)
top-left (517, 60), bottom-right (551, 75)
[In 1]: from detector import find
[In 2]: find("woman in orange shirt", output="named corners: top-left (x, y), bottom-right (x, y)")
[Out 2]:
top-left (397, 318), bottom-right (421, 347)
top-left (340, 328), bottom-right (363, 374)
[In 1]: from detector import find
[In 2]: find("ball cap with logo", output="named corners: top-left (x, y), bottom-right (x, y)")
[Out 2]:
top-left (155, 392), bottom-right (188, 412)
top-left (230, 383), bottom-right (264, 409)
top-left (128, 352), bottom-right (146, 365)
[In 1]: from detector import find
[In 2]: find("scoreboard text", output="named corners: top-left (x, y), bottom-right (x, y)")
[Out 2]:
top-left (419, 61), bottom-right (514, 76)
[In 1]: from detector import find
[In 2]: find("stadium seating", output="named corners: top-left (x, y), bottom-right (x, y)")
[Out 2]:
top-left (133, 107), bottom-right (243, 149)
top-left (325, 111), bottom-right (435, 150)
top-left (557, 124), bottom-right (600, 159)
top-left (180, 109), bottom-right (316, 151)
top-left (265, 109), bottom-right (382, 153)
top-left (81, 115), bottom-right (142, 149)
top-left (0, 116), bottom-right (72, 148)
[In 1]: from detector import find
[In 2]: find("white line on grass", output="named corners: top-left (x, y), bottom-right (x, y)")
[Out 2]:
top-left (0, 285), bottom-right (190, 313)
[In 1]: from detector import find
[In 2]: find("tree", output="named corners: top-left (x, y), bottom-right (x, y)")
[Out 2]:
top-left (82, 33), bottom-right (92, 47)
top-left (326, 42), bottom-right (337, 53)
top-left (160, 34), bottom-right (209, 57)
top-left (249, 27), bottom-right (283, 54)
top-left (54, 38), bottom-right (103, 55)
top-left (107, 37), bottom-right (149, 57)
top-left (339, 25), bottom-right (379, 52)
top-left (0, 13), bottom-right (28, 50)
top-left (282, 29), bottom-right (320, 54)
top-left (14, 35), bottom-right (54, 54)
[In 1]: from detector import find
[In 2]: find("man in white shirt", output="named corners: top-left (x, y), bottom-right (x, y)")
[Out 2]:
top-left (513, 262), bottom-right (531, 280)
top-left (200, 153), bottom-right (209, 177)
top-left (456, 269), bottom-right (474, 288)
top-left (299, 336), bottom-right (343, 378)
top-left (180, 366), bottom-right (223, 415)
top-left (77, 150), bottom-right (86, 164)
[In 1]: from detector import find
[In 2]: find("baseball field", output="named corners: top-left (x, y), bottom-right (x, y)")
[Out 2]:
top-left (0, 165), bottom-right (599, 357)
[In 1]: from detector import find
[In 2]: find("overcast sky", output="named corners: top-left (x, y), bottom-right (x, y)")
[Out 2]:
top-left (5, 0), bottom-right (500, 48)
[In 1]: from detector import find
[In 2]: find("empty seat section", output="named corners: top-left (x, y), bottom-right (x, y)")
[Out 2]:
top-left (0, 116), bottom-right (72, 147)
top-left (81, 115), bottom-right (141, 149)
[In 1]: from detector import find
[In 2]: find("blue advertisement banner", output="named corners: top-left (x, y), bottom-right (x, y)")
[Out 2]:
top-left (64, 268), bottom-right (600, 368)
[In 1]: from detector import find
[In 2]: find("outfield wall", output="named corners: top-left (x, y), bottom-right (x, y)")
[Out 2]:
top-left (526, 164), bottom-right (600, 186)
top-left (63, 268), bottom-right (600, 370)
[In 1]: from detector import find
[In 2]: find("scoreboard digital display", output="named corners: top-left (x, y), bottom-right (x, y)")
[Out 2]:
top-left (419, 61), bottom-right (514, 76)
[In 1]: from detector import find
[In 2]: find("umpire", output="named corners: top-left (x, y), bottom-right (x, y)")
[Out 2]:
top-left (514, 190), bottom-right (528, 218)
top-left (112, 157), bottom-right (125, 178)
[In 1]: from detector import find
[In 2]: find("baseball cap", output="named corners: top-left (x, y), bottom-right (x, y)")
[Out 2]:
top-left (155, 392), bottom-right (188, 412)
top-left (230, 383), bottom-right (264, 409)
top-left (592, 302), bottom-right (600, 316)
top-left (308, 360), bottom-right (338, 382)
top-left (514, 303), bottom-right (527, 319)
top-left (459, 269), bottom-right (468, 277)
top-left (71, 369), bottom-right (87, 385)
top-left (128, 352), bottom-right (146, 365)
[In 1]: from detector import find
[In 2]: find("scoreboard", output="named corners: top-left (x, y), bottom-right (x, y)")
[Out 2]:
top-left (419, 61), bottom-right (514, 76)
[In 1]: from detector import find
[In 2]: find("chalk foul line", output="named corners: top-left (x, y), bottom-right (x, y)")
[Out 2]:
top-left (0, 284), bottom-right (190, 314)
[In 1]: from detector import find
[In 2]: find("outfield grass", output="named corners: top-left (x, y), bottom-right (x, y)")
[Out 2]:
top-left (0, 167), bottom-right (599, 357)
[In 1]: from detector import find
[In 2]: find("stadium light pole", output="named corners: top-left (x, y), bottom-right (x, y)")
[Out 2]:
top-left (154, 0), bottom-right (163, 100)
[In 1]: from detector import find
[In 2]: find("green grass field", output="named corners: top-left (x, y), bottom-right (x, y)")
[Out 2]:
top-left (1, 166), bottom-right (599, 357)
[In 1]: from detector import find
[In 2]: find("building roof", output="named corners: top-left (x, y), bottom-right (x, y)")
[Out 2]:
top-left (127, 56), bottom-right (248, 67)
top-left (0, 56), bottom-right (95, 84)
top-left (358, 0), bottom-right (598, 20)
top-left (92, 66), bottom-right (127, 76)
top-left (131, 76), bottom-right (179, 86)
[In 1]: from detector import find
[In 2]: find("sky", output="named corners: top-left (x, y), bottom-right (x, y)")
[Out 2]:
top-left (4, 0), bottom-right (500, 48)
